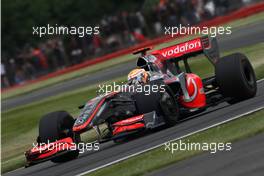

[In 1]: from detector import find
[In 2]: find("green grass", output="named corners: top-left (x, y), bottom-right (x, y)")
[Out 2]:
top-left (88, 109), bottom-right (264, 176)
top-left (1, 42), bottom-right (264, 173)
top-left (2, 11), bottom-right (264, 100)
top-left (255, 64), bottom-right (264, 79)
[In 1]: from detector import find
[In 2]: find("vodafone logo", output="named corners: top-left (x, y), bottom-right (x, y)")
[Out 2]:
top-left (153, 38), bottom-right (202, 60)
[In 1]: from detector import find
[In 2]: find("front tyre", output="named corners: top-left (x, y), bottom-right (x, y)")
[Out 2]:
top-left (160, 88), bottom-right (179, 126)
top-left (39, 111), bottom-right (80, 163)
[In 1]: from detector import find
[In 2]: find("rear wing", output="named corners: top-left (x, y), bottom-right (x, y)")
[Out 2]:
top-left (151, 36), bottom-right (220, 66)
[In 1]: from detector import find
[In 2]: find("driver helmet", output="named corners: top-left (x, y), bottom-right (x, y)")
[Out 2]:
top-left (127, 68), bottom-right (150, 85)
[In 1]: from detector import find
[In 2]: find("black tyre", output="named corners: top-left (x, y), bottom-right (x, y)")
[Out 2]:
top-left (159, 88), bottom-right (179, 126)
top-left (215, 53), bottom-right (257, 103)
top-left (39, 111), bottom-right (79, 163)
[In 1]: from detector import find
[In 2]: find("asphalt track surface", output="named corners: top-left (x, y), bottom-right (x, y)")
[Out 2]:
top-left (2, 21), bottom-right (264, 111)
top-left (148, 132), bottom-right (264, 176)
top-left (4, 80), bottom-right (264, 176)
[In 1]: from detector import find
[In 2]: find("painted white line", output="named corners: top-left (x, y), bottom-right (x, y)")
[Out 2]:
top-left (257, 78), bottom-right (264, 83)
top-left (77, 106), bottom-right (264, 176)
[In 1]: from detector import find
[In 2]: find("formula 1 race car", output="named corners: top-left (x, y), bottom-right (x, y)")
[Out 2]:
top-left (25, 36), bottom-right (257, 166)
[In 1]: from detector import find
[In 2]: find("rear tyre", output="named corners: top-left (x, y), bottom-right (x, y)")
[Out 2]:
top-left (215, 53), bottom-right (257, 103)
top-left (39, 111), bottom-right (79, 163)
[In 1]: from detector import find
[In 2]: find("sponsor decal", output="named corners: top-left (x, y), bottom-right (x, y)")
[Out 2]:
top-left (184, 76), bottom-right (198, 102)
top-left (153, 38), bottom-right (202, 60)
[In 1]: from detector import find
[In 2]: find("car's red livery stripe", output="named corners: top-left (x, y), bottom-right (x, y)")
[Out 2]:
top-left (113, 122), bottom-right (145, 135)
top-left (113, 115), bottom-right (144, 126)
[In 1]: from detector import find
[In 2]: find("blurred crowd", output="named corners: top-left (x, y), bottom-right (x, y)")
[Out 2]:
top-left (1, 0), bottom-right (260, 88)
